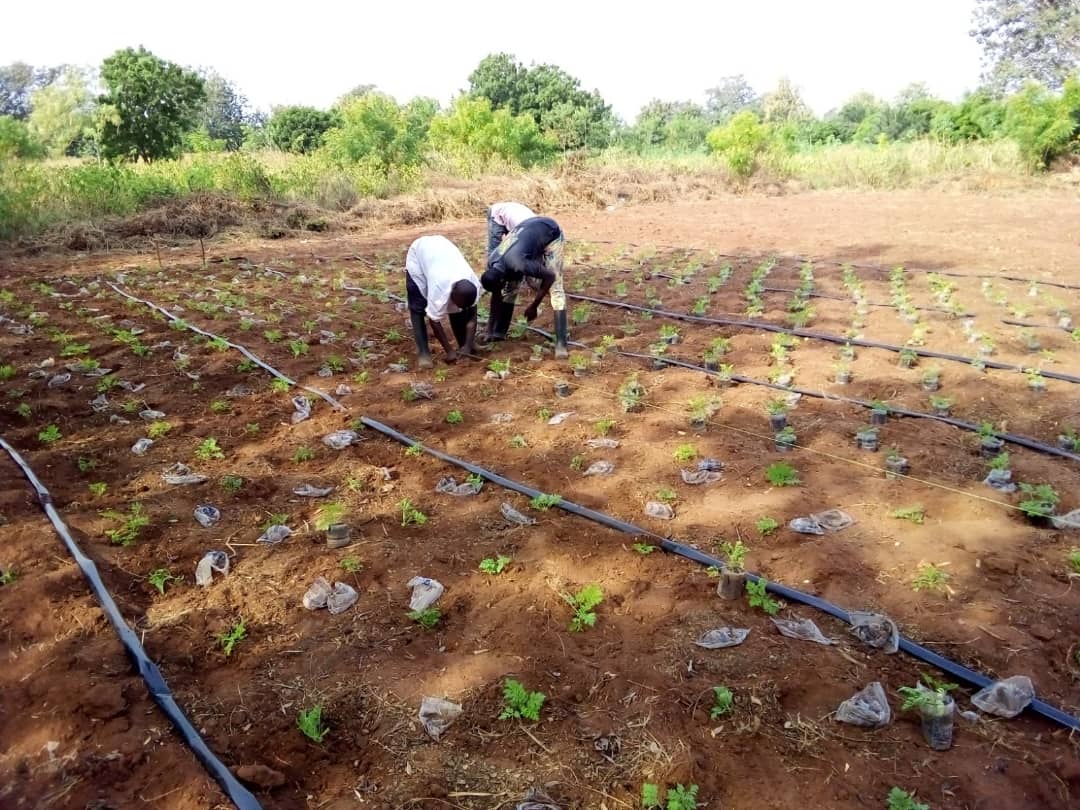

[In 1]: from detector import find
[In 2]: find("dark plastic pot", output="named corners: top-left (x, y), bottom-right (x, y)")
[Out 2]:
top-left (1058, 435), bottom-right (1079, 452)
top-left (984, 468), bottom-right (1014, 491)
top-left (690, 416), bottom-right (707, 432)
top-left (1028, 379), bottom-right (1046, 394)
top-left (768, 413), bottom-right (788, 431)
top-left (856, 430), bottom-right (880, 451)
top-left (884, 456), bottom-right (910, 480)
top-left (922, 379), bottom-right (940, 392)
top-left (920, 696), bottom-right (956, 751)
top-left (572, 367), bottom-right (588, 378)
top-left (933, 406), bottom-right (951, 417)
top-left (1024, 511), bottom-right (1053, 527)
top-left (838, 346), bottom-right (856, 361)
top-left (870, 408), bottom-right (888, 426)
top-left (716, 570), bottom-right (746, 600)
top-left (835, 370), bottom-right (852, 384)
top-left (774, 433), bottom-right (796, 452)
top-left (662, 334), bottom-right (679, 345)
top-left (898, 355), bottom-right (916, 369)
top-left (652, 357), bottom-right (668, 370)
top-left (326, 523), bottom-right (352, 549)
top-left (703, 358), bottom-right (719, 372)
top-left (1059, 316), bottom-right (1073, 330)
top-left (554, 381), bottom-right (572, 398)
top-left (980, 436), bottom-right (1005, 458)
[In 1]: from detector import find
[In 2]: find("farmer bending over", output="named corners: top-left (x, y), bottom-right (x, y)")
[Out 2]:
top-left (481, 216), bottom-right (568, 358)
top-left (487, 201), bottom-right (537, 256)
top-left (405, 235), bottom-right (481, 369)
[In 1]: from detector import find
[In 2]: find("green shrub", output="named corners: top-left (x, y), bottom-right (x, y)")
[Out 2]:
top-left (706, 111), bottom-right (770, 178)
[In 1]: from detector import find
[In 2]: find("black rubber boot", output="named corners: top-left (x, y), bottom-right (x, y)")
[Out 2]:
top-left (489, 300), bottom-right (515, 340)
top-left (409, 311), bottom-right (433, 368)
top-left (553, 310), bottom-right (569, 359)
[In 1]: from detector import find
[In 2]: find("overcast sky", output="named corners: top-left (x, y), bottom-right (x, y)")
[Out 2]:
top-left (2, 1), bottom-right (986, 119)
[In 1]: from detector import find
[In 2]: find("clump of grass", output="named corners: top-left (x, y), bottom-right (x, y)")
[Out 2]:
top-left (764, 462), bottom-right (799, 487)
top-left (891, 504), bottom-right (926, 524)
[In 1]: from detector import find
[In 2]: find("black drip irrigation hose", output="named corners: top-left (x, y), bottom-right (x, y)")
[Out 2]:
top-left (615, 351), bottom-right (1080, 464)
top-left (0, 437), bottom-right (262, 810)
top-left (358, 418), bottom-right (1080, 733)
top-left (760, 286), bottom-right (970, 317)
top-left (567, 292), bottom-right (1080, 386)
top-left (106, 281), bottom-right (347, 412)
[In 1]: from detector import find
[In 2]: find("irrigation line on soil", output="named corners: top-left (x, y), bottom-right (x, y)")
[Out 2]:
top-left (359, 418), bottom-right (1080, 734)
top-left (566, 292), bottom-right (1080, 385)
top-left (0, 436), bottom-right (263, 810)
top-left (106, 281), bottom-right (347, 412)
top-left (614, 351), bottom-right (1080, 465)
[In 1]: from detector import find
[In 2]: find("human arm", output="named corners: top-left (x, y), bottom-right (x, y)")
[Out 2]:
top-left (522, 267), bottom-right (556, 322)
top-left (428, 318), bottom-right (457, 361)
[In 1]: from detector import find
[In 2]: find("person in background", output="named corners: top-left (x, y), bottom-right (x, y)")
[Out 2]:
top-left (487, 201), bottom-right (537, 256)
top-left (480, 215), bottom-right (568, 358)
top-left (404, 235), bottom-right (481, 369)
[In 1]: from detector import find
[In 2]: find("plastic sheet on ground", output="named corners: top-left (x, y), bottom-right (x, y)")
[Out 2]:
top-left (194, 505), bottom-right (221, 528)
top-left (694, 627), bottom-right (750, 649)
top-left (501, 502), bottom-right (536, 525)
top-left (90, 394), bottom-right (110, 413)
top-left (490, 412), bottom-right (514, 423)
top-left (849, 611), bottom-right (899, 654)
top-left (984, 470), bottom-right (1017, 493)
top-left (322, 430), bottom-right (358, 450)
top-left (334, 384), bottom-right (352, 396)
top-left (789, 509), bottom-right (855, 535)
top-left (131, 438), bottom-right (154, 455)
top-left (547, 411), bottom-right (575, 425)
top-left (835, 682), bottom-right (891, 728)
top-left (410, 382), bottom-right (434, 399)
top-left (387, 363), bottom-right (409, 373)
top-left (1051, 509), bottom-right (1080, 530)
top-left (162, 463), bottom-right (207, 485)
top-left (47, 373), bottom-right (71, 388)
top-left (681, 468), bottom-right (722, 485)
top-left (698, 458), bottom-right (724, 472)
top-left (226, 384), bottom-right (254, 398)
top-left (516, 789), bottom-right (561, 810)
top-left (195, 551), bottom-right (229, 587)
top-left (971, 675), bottom-right (1035, 718)
top-left (303, 577), bottom-right (332, 610)
top-left (291, 396), bottom-right (312, 424)
top-left (407, 576), bottom-right (444, 611)
top-left (139, 409), bottom-right (166, 420)
top-left (436, 476), bottom-right (482, 496)
top-left (789, 517), bottom-right (825, 535)
top-left (117, 380), bottom-right (145, 393)
top-left (419, 697), bottom-right (462, 741)
top-left (317, 367), bottom-right (334, 377)
top-left (293, 484), bottom-right (334, 497)
top-left (327, 582), bottom-right (358, 614)
top-left (645, 501), bottom-right (675, 520)
top-left (584, 461), bottom-right (615, 476)
top-left (258, 525), bottom-right (292, 545)
top-left (586, 438), bottom-right (619, 449)
top-left (771, 616), bottom-right (837, 645)
top-left (110, 415), bottom-right (130, 425)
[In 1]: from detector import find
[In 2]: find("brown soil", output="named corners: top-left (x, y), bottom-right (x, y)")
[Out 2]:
top-left (1, 189), bottom-right (1079, 810)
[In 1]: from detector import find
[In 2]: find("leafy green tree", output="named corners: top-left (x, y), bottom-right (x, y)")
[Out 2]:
top-left (0, 114), bottom-right (44, 158)
top-left (321, 94), bottom-right (435, 170)
top-left (28, 67), bottom-right (96, 156)
top-left (336, 84), bottom-right (378, 105)
top-left (930, 91), bottom-right (1007, 142)
top-left (267, 105), bottom-right (335, 153)
top-left (0, 62), bottom-right (64, 119)
top-left (706, 111), bottom-right (770, 178)
top-left (97, 47), bottom-right (206, 162)
top-left (429, 96), bottom-right (555, 168)
top-left (762, 78), bottom-right (811, 123)
top-left (1003, 76), bottom-right (1080, 168)
top-left (971, 0), bottom-right (1080, 93)
top-left (625, 99), bottom-right (710, 152)
top-left (705, 75), bottom-right (761, 123)
top-left (197, 69), bottom-right (248, 150)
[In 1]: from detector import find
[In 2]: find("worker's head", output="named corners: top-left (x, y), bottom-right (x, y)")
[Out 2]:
top-left (480, 268), bottom-right (501, 294)
top-left (450, 280), bottom-right (478, 311)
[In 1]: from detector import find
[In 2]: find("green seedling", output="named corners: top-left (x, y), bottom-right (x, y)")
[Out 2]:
top-left (665, 784), bottom-right (699, 810)
top-left (88, 482), bottom-right (107, 497)
top-left (399, 498), bottom-right (428, 527)
top-left (746, 578), bottom-right (779, 615)
top-left (530, 493), bottom-right (562, 511)
top-left (595, 417), bottom-right (617, 435)
top-left (0, 569), bottom-right (16, 586)
top-left (655, 487), bottom-right (677, 503)
top-left (710, 685), bottom-right (734, 719)
top-left (405, 442), bottom-right (424, 458)
top-left (287, 339), bottom-right (309, 358)
top-left (720, 540), bottom-right (748, 571)
top-left (148, 568), bottom-right (180, 595)
top-left (96, 374), bottom-right (120, 393)
top-left (988, 451), bottom-right (1010, 471)
top-left (672, 444), bottom-right (697, 462)
top-left (633, 542), bottom-right (657, 555)
top-left (898, 673), bottom-right (957, 714)
top-left (59, 342), bottom-right (91, 358)
top-left (324, 354), bottom-right (346, 373)
top-left (912, 563), bottom-right (950, 593)
top-left (764, 462), bottom-right (799, 487)
top-left (263, 512), bottom-right (289, 531)
top-left (220, 474), bottom-right (244, 494)
top-left (38, 424), bottom-right (62, 444)
top-left (434, 368), bottom-right (448, 382)
top-left (245, 422), bottom-right (260, 435)
top-left (572, 303), bottom-right (592, 325)
top-left (385, 327), bottom-right (403, 342)
top-left (1069, 548), bottom-right (1080, 575)
top-left (499, 678), bottom-right (545, 721)
top-left (217, 618), bottom-right (247, 656)
top-left (755, 517), bottom-right (779, 536)
top-left (209, 399), bottom-right (231, 414)
top-left (353, 370), bottom-right (370, 384)
top-left (564, 583), bottom-right (604, 632)
top-left (618, 374), bottom-right (646, 412)
top-left (488, 358), bottom-right (510, 376)
top-left (466, 473), bottom-right (484, 491)
top-left (537, 407), bottom-right (553, 422)
top-left (891, 505), bottom-right (926, 525)
top-left (570, 454), bottom-right (585, 471)
top-left (293, 446), bottom-right (315, 463)
top-left (77, 456), bottom-right (97, 473)
top-left (15, 402), bottom-right (32, 419)
top-left (479, 555), bottom-right (511, 575)
top-left (1018, 482), bottom-right (1059, 518)
top-left (208, 338), bottom-right (230, 353)
top-left (314, 501), bottom-right (346, 531)
top-left (296, 705), bottom-right (329, 742)
top-left (691, 297), bottom-right (709, 316)
top-left (408, 606), bottom-right (441, 628)
top-left (340, 557), bottom-right (363, 574)
top-left (887, 787), bottom-right (929, 810)
top-left (195, 437), bottom-right (225, 461)
top-left (146, 421), bottom-right (172, 439)
top-left (445, 409), bottom-right (464, 425)
top-left (101, 502), bottom-right (149, 546)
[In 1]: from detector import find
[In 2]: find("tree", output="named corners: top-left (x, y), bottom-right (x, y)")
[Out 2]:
top-left (0, 115), bottom-right (45, 158)
top-left (197, 70), bottom-right (248, 150)
top-left (267, 105), bottom-right (336, 153)
top-left (971, 0), bottom-right (1080, 93)
top-left (626, 100), bottom-right (710, 151)
top-left (762, 78), bottom-right (811, 123)
top-left (0, 62), bottom-right (64, 119)
top-left (1003, 76), bottom-right (1080, 168)
top-left (337, 84), bottom-right (378, 105)
top-left (97, 47), bottom-right (206, 162)
top-left (28, 67), bottom-right (96, 156)
top-left (468, 53), bottom-right (615, 149)
top-left (705, 75), bottom-right (761, 123)
top-left (321, 94), bottom-right (435, 170)
top-left (429, 96), bottom-right (555, 169)
top-left (706, 111), bottom-right (770, 178)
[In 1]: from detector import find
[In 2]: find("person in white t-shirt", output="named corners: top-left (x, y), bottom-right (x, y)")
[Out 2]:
top-left (487, 201), bottom-right (537, 256)
top-left (404, 235), bottom-right (482, 368)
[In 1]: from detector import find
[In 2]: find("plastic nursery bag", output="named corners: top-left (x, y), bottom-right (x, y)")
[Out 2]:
top-left (195, 551), bottom-right (230, 586)
top-left (586, 438), bottom-right (619, 449)
top-left (584, 461), bottom-right (615, 476)
top-left (435, 476), bottom-right (482, 496)
top-left (326, 582), bottom-right (358, 614)
top-left (162, 462), bottom-right (208, 485)
top-left (516, 789), bottom-right (561, 810)
top-left (694, 628), bottom-right (750, 649)
top-left (644, 501), bottom-right (675, 520)
top-left (971, 675), bottom-right (1035, 719)
top-left (418, 696), bottom-right (463, 741)
top-left (291, 396), bottom-right (312, 424)
top-left (848, 611), bottom-right (899, 654)
top-left (547, 411), bottom-right (575, 425)
top-left (293, 484), bottom-right (334, 497)
top-left (681, 468), bottom-right (722, 485)
top-left (322, 430), bottom-right (358, 450)
top-left (501, 502), bottom-right (536, 525)
top-left (193, 505), bottom-right (221, 528)
top-left (835, 682), bottom-right (891, 728)
top-left (771, 616), bottom-right (837, 645)
top-left (258, 525), bottom-right (292, 545)
top-left (407, 576), bottom-right (444, 611)
top-left (303, 577), bottom-right (332, 610)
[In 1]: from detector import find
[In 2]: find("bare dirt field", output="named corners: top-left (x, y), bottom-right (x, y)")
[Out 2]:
top-left (2, 189), bottom-right (1079, 810)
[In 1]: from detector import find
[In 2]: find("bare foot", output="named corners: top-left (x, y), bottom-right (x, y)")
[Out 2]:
top-left (417, 355), bottom-right (434, 370)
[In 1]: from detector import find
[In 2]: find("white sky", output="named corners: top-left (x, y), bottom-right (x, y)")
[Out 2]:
top-left (2, 1), bottom-right (986, 119)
